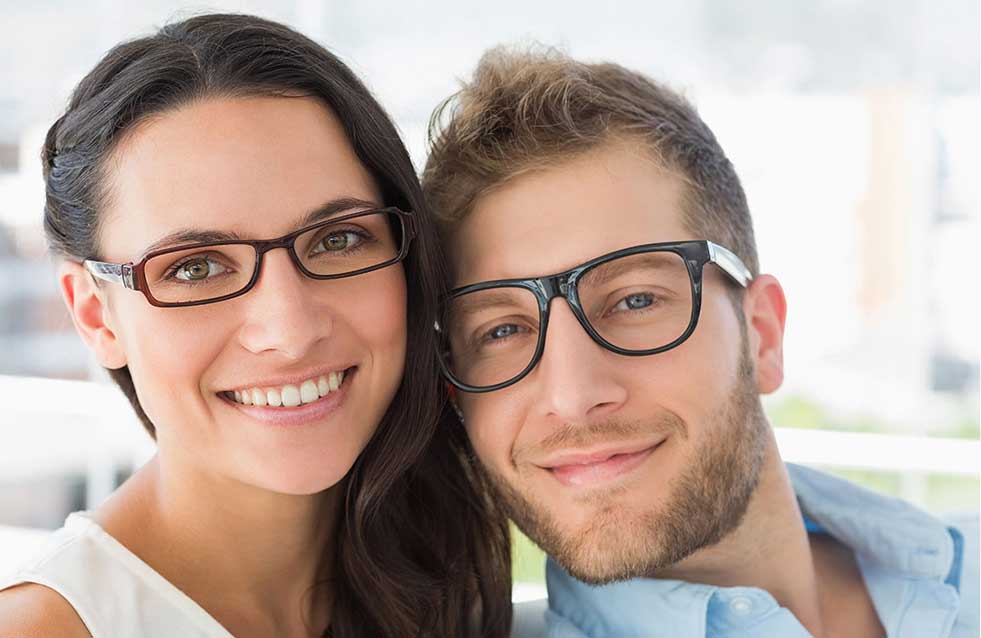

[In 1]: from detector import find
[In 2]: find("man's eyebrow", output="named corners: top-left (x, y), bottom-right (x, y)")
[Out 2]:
top-left (451, 290), bottom-right (536, 317)
top-left (139, 197), bottom-right (380, 257)
top-left (583, 252), bottom-right (685, 287)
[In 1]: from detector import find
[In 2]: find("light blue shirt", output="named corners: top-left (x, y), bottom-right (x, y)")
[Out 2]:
top-left (533, 464), bottom-right (978, 638)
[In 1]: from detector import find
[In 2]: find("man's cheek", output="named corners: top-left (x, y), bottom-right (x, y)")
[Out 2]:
top-left (468, 422), bottom-right (508, 476)
top-left (464, 418), bottom-right (496, 464)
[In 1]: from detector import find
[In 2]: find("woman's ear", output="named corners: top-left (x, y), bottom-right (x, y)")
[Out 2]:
top-left (58, 260), bottom-right (128, 369)
top-left (742, 273), bottom-right (787, 395)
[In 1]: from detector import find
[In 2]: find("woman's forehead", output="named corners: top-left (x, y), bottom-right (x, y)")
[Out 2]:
top-left (99, 95), bottom-right (382, 260)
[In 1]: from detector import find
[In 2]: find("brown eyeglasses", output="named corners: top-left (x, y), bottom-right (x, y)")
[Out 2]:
top-left (84, 207), bottom-right (415, 308)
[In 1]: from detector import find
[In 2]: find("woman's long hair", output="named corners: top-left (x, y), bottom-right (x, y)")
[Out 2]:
top-left (42, 14), bottom-right (511, 637)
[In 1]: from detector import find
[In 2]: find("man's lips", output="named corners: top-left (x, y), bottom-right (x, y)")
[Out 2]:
top-left (536, 439), bottom-right (666, 488)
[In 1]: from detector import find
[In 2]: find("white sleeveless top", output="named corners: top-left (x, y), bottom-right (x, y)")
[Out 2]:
top-left (0, 512), bottom-right (232, 637)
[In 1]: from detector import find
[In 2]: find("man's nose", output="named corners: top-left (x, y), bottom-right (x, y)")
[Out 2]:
top-left (235, 248), bottom-right (331, 360)
top-left (530, 301), bottom-right (628, 424)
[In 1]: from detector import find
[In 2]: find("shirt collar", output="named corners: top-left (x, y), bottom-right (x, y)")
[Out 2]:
top-left (787, 463), bottom-right (957, 582)
top-left (545, 463), bottom-right (963, 637)
top-left (545, 561), bottom-right (813, 637)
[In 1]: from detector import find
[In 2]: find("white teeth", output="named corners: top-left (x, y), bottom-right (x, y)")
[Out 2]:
top-left (266, 388), bottom-right (282, 407)
top-left (281, 385), bottom-right (301, 407)
top-left (300, 380), bottom-right (319, 404)
top-left (228, 369), bottom-right (348, 407)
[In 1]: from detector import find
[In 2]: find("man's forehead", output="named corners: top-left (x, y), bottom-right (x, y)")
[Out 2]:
top-left (449, 145), bottom-right (692, 287)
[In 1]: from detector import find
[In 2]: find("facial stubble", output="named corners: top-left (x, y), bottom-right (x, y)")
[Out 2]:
top-left (479, 339), bottom-right (767, 585)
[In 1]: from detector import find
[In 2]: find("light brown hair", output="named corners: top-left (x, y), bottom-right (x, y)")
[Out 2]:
top-left (422, 46), bottom-right (759, 277)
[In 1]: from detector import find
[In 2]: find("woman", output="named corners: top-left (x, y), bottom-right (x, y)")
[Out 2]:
top-left (0, 14), bottom-right (510, 638)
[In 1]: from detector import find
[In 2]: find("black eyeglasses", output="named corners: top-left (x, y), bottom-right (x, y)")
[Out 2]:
top-left (436, 240), bottom-right (752, 393)
top-left (84, 207), bottom-right (414, 307)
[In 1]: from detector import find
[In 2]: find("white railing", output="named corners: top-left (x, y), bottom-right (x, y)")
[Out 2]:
top-left (0, 374), bottom-right (977, 599)
top-left (0, 374), bottom-right (156, 508)
top-left (775, 427), bottom-right (978, 476)
top-left (1, 374), bottom-right (978, 507)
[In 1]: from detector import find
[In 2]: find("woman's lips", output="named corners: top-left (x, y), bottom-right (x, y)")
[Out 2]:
top-left (220, 367), bottom-right (355, 427)
top-left (546, 442), bottom-right (662, 488)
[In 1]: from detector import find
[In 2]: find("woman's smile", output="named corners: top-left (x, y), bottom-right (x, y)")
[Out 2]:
top-left (223, 366), bottom-right (352, 407)
top-left (218, 366), bottom-right (357, 427)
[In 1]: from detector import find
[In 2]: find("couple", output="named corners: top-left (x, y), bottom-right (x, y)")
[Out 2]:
top-left (0, 13), bottom-right (976, 638)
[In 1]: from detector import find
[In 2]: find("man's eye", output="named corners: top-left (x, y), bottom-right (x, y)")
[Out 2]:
top-left (614, 292), bottom-right (655, 311)
top-left (486, 324), bottom-right (520, 340)
top-left (173, 258), bottom-right (228, 281)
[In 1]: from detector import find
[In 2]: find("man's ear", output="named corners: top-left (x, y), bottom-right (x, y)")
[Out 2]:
top-left (742, 274), bottom-right (787, 395)
top-left (58, 260), bottom-right (127, 369)
top-left (446, 382), bottom-right (466, 423)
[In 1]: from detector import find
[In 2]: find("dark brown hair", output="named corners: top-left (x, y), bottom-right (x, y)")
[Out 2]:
top-left (42, 14), bottom-right (510, 637)
top-left (422, 46), bottom-right (760, 277)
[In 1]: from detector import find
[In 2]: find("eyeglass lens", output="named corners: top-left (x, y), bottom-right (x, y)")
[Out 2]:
top-left (443, 250), bottom-right (694, 388)
top-left (142, 211), bottom-right (401, 305)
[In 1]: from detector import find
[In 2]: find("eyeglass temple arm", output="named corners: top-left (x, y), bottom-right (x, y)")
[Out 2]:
top-left (707, 242), bottom-right (753, 288)
top-left (83, 259), bottom-right (137, 290)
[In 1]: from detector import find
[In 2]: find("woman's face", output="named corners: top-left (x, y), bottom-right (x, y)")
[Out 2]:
top-left (88, 96), bottom-right (407, 495)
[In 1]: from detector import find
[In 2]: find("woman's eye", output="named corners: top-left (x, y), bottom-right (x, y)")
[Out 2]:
top-left (175, 258), bottom-right (227, 281)
top-left (614, 292), bottom-right (655, 312)
top-left (313, 231), bottom-right (363, 254)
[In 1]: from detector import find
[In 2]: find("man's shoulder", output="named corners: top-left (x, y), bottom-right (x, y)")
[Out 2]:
top-left (511, 598), bottom-right (548, 638)
top-left (943, 512), bottom-right (980, 635)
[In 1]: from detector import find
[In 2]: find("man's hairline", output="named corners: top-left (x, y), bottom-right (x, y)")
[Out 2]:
top-left (434, 133), bottom-right (720, 284)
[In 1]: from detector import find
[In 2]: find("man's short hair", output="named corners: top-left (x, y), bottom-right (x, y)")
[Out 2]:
top-left (422, 46), bottom-right (760, 277)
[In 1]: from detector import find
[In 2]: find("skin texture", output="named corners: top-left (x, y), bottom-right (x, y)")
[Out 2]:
top-left (450, 141), bottom-right (885, 637)
top-left (0, 96), bottom-right (407, 637)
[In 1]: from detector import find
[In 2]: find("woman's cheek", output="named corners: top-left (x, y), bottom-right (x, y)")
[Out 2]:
top-left (357, 267), bottom-right (408, 371)
top-left (122, 306), bottom-right (230, 431)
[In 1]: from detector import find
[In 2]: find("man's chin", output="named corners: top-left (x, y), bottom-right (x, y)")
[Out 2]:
top-left (492, 470), bottom-right (704, 584)
top-left (554, 541), bottom-right (661, 586)
top-left (532, 506), bottom-right (687, 585)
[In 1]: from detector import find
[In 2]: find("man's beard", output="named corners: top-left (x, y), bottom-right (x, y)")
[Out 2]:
top-left (479, 338), bottom-right (768, 585)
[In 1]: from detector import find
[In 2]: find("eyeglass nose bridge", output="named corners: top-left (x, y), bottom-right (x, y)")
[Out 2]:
top-left (249, 233), bottom-right (309, 279)
top-left (538, 272), bottom-right (575, 300)
top-left (535, 271), bottom-right (598, 343)
top-left (253, 233), bottom-right (303, 257)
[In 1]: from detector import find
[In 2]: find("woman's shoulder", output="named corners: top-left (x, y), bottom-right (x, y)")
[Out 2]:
top-left (0, 582), bottom-right (91, 637)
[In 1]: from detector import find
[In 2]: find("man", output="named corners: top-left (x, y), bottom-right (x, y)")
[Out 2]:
top-left (422, 48), bottom-right (978, 637)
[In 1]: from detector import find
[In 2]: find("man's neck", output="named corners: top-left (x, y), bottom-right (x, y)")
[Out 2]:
top-left (649, 439), bottom-right (883, 638)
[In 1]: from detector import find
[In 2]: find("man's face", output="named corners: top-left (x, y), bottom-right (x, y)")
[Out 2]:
top-left (450, 142), bottom-right (771, 584)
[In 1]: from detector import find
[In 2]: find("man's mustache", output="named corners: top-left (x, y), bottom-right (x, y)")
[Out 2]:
top-left (515, 411), bottom-right (688, 465)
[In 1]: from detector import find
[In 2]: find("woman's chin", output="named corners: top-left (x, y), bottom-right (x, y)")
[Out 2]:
top-left (238, 456), bottom-right (356, 497)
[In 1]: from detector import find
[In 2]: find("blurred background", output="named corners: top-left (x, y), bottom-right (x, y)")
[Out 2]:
top-left (0, 0), bottom-right (978, 598)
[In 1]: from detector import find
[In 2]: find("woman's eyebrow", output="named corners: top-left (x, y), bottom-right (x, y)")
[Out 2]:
top-left (139, 197), bottom-right (381, 256)
top-left (140, 229), bottom-right (241, 256)
top-left (297, 196), bottom-right (380, 227)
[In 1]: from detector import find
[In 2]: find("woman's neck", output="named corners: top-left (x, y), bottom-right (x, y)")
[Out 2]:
top-left (94, 454), bottom-right (340, 637)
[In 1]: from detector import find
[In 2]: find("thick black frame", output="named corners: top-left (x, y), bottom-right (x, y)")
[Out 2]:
top-left (437, 239), bottom-right (752, 393)
top-left (83, 207), bottom-right (415, 308)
